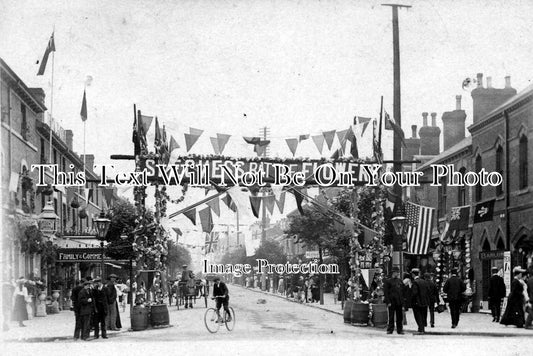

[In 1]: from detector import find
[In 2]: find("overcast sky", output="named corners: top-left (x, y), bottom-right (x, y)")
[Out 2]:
top-left (2, 0), bottom-right (532, 236)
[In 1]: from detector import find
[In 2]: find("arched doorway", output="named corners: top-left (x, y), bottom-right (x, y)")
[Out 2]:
top-left (514, 234), bottom-right (533, 268)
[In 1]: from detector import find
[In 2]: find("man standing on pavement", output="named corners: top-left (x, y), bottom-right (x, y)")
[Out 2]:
top-left (410, 268), bottom-right (429, 334)
top-left (488, 266), bottom-right (506, 322)
top-left (383, 266), bottom-right (404, 334)
top-left (71, 279), bottom-right (84, 340)
top-left (443, 268), bottom-right (466, 328)
top-left (425, 273), bottom-right (438, 328)
top-left (92, 277), bottom-right (108, 339)
top-left (525, 267), bottom-right (533, 329)
top-left (78, 280), bottom-right (94, 341)
top-left (105, 274), bottom-right (121, 331)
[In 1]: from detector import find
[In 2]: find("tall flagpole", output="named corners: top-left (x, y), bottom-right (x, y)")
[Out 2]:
top-left (48, 36), bottom-right (55, 168)
top-left (83, 85), bottom-right (87, 206)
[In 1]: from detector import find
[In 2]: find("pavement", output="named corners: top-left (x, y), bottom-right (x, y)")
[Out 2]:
top-left (236, 283), bottom-right (533, 337)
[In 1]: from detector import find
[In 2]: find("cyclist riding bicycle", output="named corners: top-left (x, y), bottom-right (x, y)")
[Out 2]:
top-left (212, 276), bottom-right (231, 322)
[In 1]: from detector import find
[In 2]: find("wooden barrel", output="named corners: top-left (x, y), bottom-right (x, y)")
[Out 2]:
top-left (351, 302), bottom-right (369, 325)
top-left (131, 306), bottom-right (149, 331)
top-left (150, 304), bottom-right (170, 327)
top-left (371, 303), bottom-right (388, 328)
top-left (343, 300), bottom-right (354, 323)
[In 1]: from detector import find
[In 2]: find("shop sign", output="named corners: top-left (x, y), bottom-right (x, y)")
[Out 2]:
top-left (503, 251), bottom-right (511, 296)
top-left (57, 248), bottom-right (112, 262)
top-left (479, 250), bottom-right (504, 260)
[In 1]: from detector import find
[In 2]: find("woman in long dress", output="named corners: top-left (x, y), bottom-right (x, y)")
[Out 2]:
top-left (12, 278), bottom-right (28, 327)
top-left (500, 267), bottom-right (527, 328)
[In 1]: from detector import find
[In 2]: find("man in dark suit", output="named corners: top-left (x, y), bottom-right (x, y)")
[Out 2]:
top-left (71, 279), bottom-right (84, 340)
top-left (410, 268), bottom-right (430, 334)
top-left (212, 276), bottom-right (231, 322)
top-left (488, 266), bottom-right (506, 322)
top-left (443, 268), bottom-right (466, 328)
top-left (92, 277), bottom-right (108, 339)
top-left (425, 273), bottom-right (438, 328)
top-left (383, 266), bottom-right (404, 334)
top-left (105, 274), bottom-right (120, 331)
top-left (78, 280), bottom-right (94, 341)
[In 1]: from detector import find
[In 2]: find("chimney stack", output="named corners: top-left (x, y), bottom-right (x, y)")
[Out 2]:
top-left (419, 112), bottom-right (441, 155)
top-left (505, 75), bottom-right (511, 88)
top-left (403, 124), bottom-right (420, 161)
top-left (65, 130), bottom-right (74, 151)
top-left (81, 154), bottom-right (95, 172)
top-left (476, 73), bottom-right (483, 88)
top-left (442, 95), bottom-right (467, 151)
top-left (411, 125), bottom-right (417, 138)
top-left (471, 73), bottom-right (517, 124)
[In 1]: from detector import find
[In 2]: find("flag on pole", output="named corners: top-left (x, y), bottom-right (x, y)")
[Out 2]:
top-left (473, 199), bottom-right (495, 223)
top-left (37, 32), bottom-right (55, 75)
top-left (405, 202), bottom-right (435, 255)
top-left (448, 205), bottom-right (470, 231)
top-left (384, 111), bottom-right (406, 148)
top-left (80, 90), bottom-right (87, 121)
top-left (205, 232), bottom-right (219, 253)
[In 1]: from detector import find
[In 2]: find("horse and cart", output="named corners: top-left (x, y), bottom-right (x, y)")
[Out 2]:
top-left (171, 273), bottom-right (221, 310)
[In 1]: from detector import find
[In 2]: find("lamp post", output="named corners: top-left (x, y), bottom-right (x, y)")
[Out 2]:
top-left (93, 211), bottom-right (111, 279)
top-left (391, 215), bottom-right (406, 273)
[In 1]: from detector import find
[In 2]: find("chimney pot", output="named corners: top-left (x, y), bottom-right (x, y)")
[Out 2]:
top-left (476, 73), bottom-right (483, 88)
top-left (486, 76), bottom-right (492, 88)
top-left (455, 95), bottom-right (462, 110)
top-left (411, 125), bottom-right (417, 138)
top-left (422, 112), bottom-right (428, 126)
top-left (431, 112), bottom-right (437, 126)
top-left (505, 75), bottom-right (511, 88)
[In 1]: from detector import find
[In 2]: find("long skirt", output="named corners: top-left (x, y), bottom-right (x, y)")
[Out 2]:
top-left (11, 295), bottom-right (28, 322)
top-left (500, 301), bottom-right (525, 327)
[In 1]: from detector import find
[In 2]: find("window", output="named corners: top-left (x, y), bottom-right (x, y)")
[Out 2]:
top-left (53, 149), bottom-right (57, 165)
top-left (438, 177), bottom-right (447, 218)
top-left (40, 138), bottom-right (46, 163)
top-left (21, 103), bottom-right (27, 140)
top-left (475, 155), bottom-right (482, 201)
top-left (62, 203), bottom-right (67, 232)
top-left (519, 135), bottom-right (528, 189)
top-left (495, 146), bottom-right (503, 196)
top-left (457, 167), bottom-right (467, 205)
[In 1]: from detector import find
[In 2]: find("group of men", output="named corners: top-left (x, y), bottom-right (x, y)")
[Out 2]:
top-left (71, 274), bottom-right (122, 341)
top-left (383, 267), bottom-right (466, 334)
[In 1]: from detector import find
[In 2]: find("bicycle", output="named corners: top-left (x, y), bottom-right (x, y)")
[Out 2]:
top-left (204, 296), bottom-right (235, 333)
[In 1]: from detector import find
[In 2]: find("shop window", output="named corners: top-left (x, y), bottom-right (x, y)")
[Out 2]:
top-left (495, 146), bottom-right (503, 196)
top-left (519, 135), bottom-right (528, 189)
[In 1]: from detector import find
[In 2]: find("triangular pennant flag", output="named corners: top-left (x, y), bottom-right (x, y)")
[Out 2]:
top-left (264, 195), bottom-right (276, 215)
top-left (299, 134), bottom-right (309, 142)
top-left (206, 197), bottom-right (221, 217)
top-left (311, 135), bottom-right (325, 154)
top-left (139, 115), bottom-right (154, 134)
top-left (275, 191), bottom-right (286, 214)
top-left (184, 133), bottom-right (201, 152)
top-left (255, 144), bottom-right (269, 157)
top-left (199, 207), bottom-right (214, 233)
top-left (285, 138), bottom-right (299, 157)
top-left (331, 149), bottom-right (340, 159)
top-left (249, 196), bottom-right (262, 218)
top-left (217, 133), bottom-right (231, 154)
top-left (169, 136), bottom-right (180, 153)
top-left (103, 188), bottom-right (114, 207)
top-left (271, 185), bottom-right (283, 201)
top-left (361, 121), bottom-right (370, 136)
top-left (355, 116), bottom-right (372, 125)
top-left (210, 137), bottom-right (221, 155)
top-left (322, 130), bottom-right (336, 150)
top-left (349, 133), bottom-right (359, 159)
top-left (183, 209), bottom-right (196, 225)
top-left (222, 194), bottom-right (236, 212)
top-left (336, 129), bottom-right (349, 147)
top-left (154, 117), bottom-right (161, 147)
top-left (37, 32), bottom-right (55, 76)
top-left (80, 90), bottom-right (87, 122)
top-left (172, 227), bottom-right (183, 237)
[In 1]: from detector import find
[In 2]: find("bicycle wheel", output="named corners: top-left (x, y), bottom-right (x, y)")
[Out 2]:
top-left (224, 307), bottom-right (235, 331)
top-left (204, 308), bottom-right (220, 333)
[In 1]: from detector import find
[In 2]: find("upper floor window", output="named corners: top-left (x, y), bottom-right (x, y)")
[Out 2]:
top-left (40, 138), bottom-right (46, 163)
top-left (495, 146), bottom-right (503, 196)
top-left (20, 103), bottom-right (28, 140)
top-left (457, 167), bottom-right (467, 205)
top-left (475, 154), bottom-right (482, 201)
top-left (519, 135), bottom-right (528, 189)
top-left (438, 177), bottom-right (447, 218)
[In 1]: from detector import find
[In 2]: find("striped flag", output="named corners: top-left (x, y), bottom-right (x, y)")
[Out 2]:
top-left (405, 202), bottom-right (435, 255)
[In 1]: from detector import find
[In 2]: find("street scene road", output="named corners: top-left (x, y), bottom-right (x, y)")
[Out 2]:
top-left (2, 285), bottom-right (530, 355)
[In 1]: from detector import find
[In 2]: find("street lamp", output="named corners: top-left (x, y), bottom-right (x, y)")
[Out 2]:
top-left (390, 215), bottom-right (406, 273)
top-left (93, 211), bottom-right (111, 279)
top-left (38, 201), bottom-right (60, 236)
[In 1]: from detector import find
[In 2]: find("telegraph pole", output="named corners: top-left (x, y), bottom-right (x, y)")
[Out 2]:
top-left (382, 3), bottom-right (411, 273)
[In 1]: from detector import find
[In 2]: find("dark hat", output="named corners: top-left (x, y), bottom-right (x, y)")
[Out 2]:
top-left (108, 274), bottom-right (118, 279)
top-left (391, 267), bottom-right (400, 273)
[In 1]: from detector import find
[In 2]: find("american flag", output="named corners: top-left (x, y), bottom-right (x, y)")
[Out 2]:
top-left (405, 202), bottom-right (435, 255)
